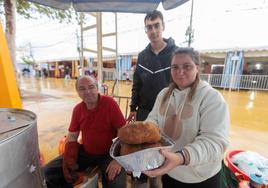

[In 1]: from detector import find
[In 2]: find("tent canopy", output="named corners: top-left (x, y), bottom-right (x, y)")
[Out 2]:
top-left (27, 0), bottom-right (189, 13)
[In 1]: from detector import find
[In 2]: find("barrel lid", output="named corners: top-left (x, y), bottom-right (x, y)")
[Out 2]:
top-left (0, 108), bottom-right (36, 141)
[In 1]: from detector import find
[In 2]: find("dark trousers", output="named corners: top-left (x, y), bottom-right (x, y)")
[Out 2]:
top-left (136, 108), bottom-right (151, 121)
top-left (43, 145), bottom-right (126, 188)
top-left (162, 170), bottom-right (221, 188)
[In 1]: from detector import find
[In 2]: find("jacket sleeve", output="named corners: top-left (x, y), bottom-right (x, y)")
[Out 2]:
top-left (130, 55), bottom-right (142, 112)
top-left (184, 90), bottom-right (230, 166)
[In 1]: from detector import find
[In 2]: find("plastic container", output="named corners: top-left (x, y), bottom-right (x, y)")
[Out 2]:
top-left (226, 150), bottom-right (250, 181)
top-left (226, 150), bottom-right (268, 188)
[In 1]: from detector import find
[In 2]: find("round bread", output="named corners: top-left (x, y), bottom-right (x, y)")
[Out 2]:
top-left (117, 121), bottom-right (161, 144)
top-left (120, 142), bottom-right (162, 156)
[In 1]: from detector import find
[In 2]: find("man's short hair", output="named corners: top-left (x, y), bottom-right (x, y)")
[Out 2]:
top-left (75, 75), bottom-right (98, 90)
top-left (144, 10), bottom-right (164, 24)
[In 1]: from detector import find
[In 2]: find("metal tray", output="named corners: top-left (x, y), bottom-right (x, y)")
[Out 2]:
top-left (110, 133), bottom-right (174, 176)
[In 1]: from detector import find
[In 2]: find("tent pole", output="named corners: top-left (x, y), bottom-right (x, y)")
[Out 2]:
top-left (187, 0), bottom-right (194, 47)
top-left (96, 12), bottom-right (103, 83)
top-left (80, 13), bottom-right (84, 75)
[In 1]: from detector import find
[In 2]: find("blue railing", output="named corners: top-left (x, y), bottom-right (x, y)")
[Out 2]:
top-left (200, 74), bottom-right (268, 91)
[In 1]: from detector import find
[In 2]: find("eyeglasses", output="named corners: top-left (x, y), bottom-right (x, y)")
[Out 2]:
top-left (171, 64), bottom-right (195, 72)
top-left (144, 23), bottom-right (161, 32)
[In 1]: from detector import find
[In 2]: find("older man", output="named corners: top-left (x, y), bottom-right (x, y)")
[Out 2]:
top-left (43, 75), bottom-right (126, 188)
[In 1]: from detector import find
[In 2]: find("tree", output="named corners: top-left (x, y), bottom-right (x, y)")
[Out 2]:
top-left (0, 0), bottom-right (74, 74)
top-left (3, 0), bottom-right (16, 73)
top-left (20, 55), bottom-right (35, 67)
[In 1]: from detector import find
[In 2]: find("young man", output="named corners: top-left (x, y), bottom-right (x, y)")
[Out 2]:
top-left (127, 10), bottom-right (178, 188)
top-left (43, 76), bottom-right (126, 188)
top-left (127, 10), bottom-right (178, 122)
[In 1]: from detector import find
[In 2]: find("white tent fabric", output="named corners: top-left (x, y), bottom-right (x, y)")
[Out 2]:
top-left (27, 0), bottom-right (189, 13)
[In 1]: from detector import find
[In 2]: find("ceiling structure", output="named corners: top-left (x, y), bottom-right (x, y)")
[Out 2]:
top-left (24, 0), bottom-right (268, 67)
top-left (26, 0), bottom-right (190, 83)
top-left (27, 0), bottom-right (190, 13)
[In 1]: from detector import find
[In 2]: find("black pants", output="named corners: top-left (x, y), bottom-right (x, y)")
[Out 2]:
top-left (162, 170), bottom-right (221, 188)
top-left (43, 145), bottom-right (126, 188)
top-left (136, 108), bottom-right (151, 121)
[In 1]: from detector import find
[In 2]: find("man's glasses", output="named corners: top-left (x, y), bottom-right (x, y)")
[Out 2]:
top-left (145, 23), bottom-right (161, 32)
top-left (171, 64), bottom-right (195, 72)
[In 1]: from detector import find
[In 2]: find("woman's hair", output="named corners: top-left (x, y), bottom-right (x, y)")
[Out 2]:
top-left (162, 48), bottom-right (200, 103)
top-left (171, 47), bottom-right (200, 65)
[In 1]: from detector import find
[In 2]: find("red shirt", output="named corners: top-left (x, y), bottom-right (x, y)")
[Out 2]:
top-left (69, 95), bottom-right (125, 155)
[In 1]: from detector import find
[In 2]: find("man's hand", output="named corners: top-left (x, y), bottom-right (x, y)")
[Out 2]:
top-left (106, 160), bottom-right (122, 181)
top-left (62, 162), bottom-right (79, 183)
top-left (126, 111), bottom-right (137, 123)
top-left (62, 141), bottom-right (79, 183)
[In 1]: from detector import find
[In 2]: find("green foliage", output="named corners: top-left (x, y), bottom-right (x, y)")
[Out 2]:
top-left (0, 1), bottom-right (4, 16)
top-left (0, 0), bottom-right (76, 23)
top-left (20, 55), bottom-right (34, 65)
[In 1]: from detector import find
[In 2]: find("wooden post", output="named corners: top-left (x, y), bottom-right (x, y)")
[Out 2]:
top-left (55, 61), bottom-right (59, 78)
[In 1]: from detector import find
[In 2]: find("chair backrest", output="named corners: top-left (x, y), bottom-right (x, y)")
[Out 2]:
top-left (112, 95), bottom-right (131, 119)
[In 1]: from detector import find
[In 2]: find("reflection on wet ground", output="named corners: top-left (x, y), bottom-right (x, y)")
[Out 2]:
top-left (19, 77), bottom-right (268, 163)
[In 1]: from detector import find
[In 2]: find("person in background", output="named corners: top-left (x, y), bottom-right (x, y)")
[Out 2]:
top-left (64, 66), bottom-right (71, 80)
top-left (144, 47), bottom-right (229, 188)
top-left (43, 75), bottom-right (126, 188)
top-left (126, 10), bottom-right (177, 188)
top-left (42, 68), bottom-right (48, 78)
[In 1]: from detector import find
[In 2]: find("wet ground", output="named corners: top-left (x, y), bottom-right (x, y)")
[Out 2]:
top-left (19, 77), bottom-right (268, 163)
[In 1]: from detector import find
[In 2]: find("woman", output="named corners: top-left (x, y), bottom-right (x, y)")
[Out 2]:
top-left (144, 47), bottom-right (229, 187)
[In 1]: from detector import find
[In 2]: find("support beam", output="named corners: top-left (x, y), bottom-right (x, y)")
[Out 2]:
top-left (81, 12), bottom-right (118, 85)
top-left (83, 24), bottom-right (97, 31)
top-left (0, 22), bottom-right (22, 108)
top-left (96, 12), bottom-right (103, 83)
top-left (103, 47), bottom-right (117, 53)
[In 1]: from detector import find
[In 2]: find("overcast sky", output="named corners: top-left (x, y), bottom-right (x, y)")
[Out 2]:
top-left (12, 0), bottom-right (268, 62)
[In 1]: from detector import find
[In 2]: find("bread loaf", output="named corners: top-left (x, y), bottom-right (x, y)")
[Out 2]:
top-left (118, 121), bottom-right (161, 144)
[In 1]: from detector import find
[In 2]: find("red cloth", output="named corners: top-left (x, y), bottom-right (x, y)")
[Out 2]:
top-left (62, 141), bottom-right (79, 183)
top-left (69, 95), bottom-right (125, 155)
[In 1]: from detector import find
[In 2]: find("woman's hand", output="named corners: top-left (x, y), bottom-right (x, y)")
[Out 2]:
top-left (106, 160), bottom-right (122, 181)
top-left (143, 149), bottom-right (184, 177)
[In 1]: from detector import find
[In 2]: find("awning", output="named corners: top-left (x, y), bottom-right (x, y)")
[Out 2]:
top-left (200, 46), bottom-right (268, 64)
top-left (27, 0), bottom-right (189, 13)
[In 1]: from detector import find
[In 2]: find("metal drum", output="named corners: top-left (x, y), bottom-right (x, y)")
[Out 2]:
top-left (0, 108), bottom-right (46, 188)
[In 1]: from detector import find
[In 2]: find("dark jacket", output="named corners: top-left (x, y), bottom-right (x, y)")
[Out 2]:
top-left (130, 37), bottom-right (177, 114)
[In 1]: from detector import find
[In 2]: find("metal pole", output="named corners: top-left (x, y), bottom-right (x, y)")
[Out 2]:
top-left (188, 0), bottom-right (194, 47)
top-left (80, 13), bottom-right (84, 75)
top-left (96, 12), bottom-right (103, 83)
top-left (114, 13), bottom-right (119, 95)
top-left (115, 13), bottom-right (118, 60)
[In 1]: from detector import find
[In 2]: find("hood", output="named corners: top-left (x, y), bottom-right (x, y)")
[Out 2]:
top-left (145, 37), bottom-right (176, 53)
